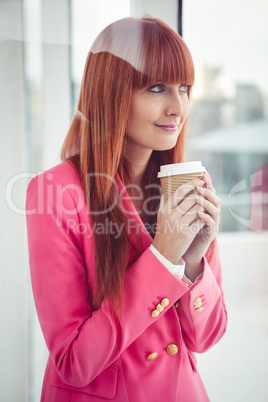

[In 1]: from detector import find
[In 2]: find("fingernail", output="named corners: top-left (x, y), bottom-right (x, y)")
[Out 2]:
top-left (198, 180), bottom-right (205, 186)
top-left (197, 186), bottom-right (205, 194)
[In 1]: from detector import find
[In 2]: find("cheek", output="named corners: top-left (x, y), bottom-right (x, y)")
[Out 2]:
top-left (128, 102), bottom-right (154, 128)
top-left (126, 107), bottom-right (144, 136)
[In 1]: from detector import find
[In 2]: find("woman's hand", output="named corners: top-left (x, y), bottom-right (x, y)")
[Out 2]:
top-left (182, 174), bottom-right (221, 278)
top-left (152, 178), bottom-right (207, 265)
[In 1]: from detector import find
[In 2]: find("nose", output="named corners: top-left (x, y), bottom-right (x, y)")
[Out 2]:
top-left (165, 92), bottom-right (184, 117)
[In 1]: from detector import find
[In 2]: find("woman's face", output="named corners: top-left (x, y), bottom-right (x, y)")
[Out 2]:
top-left (126, 83), bottom-right (190, 156)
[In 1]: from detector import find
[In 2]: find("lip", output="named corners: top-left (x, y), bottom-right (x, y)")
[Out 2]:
top-left (155, 124), bottom-right (179, 132)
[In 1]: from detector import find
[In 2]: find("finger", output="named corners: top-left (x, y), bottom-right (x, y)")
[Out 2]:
top-left (196, 195), bottom-right (220, 225)
top-left (188, 215), bottom-right (206, 234)
top-left (174, 193), bottom-right (197, 216)
top-left (196, 186), bottom-right (220, 208)
top-left (172, 212), bottom-right (206, 238)
top-left (180, 202), bottom-right (206, 226)
top-left (202, 174), bottom-right (216, 194)
top-left (158, 192), bottom-right (166, 210)
top-left (197, 210), bottom-right (220, 233)
top-left (169, 179), bottom-right (205, 209)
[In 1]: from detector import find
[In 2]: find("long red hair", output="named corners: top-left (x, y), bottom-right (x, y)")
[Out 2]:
top-left (61, 17), bottom-right (195, 311)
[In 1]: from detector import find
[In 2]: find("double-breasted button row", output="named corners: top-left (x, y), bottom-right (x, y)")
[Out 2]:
top-left (194, 297), bottom-right (203, 312)
top-left (151, 298), bottom-right (170, 318)
top-left (147, 343), bottom-right (179, 360)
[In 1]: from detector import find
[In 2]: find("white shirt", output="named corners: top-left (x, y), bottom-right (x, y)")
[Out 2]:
top-left (149, 244), bottom-right (203, 285)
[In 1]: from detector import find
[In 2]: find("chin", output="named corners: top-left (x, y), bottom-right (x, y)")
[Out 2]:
top-left (153, 145), bottom-right (176, 152)
top-left (153, 139), bottom-right (178, 152)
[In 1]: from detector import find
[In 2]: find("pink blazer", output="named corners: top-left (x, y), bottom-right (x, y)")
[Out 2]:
top-left (26, 161), bottom-right (227, 402)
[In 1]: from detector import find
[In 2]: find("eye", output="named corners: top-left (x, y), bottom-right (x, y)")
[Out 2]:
top-left (148, 84), bottom-right (165, 93)
top-left (179, 85), bottom-right (189, 93)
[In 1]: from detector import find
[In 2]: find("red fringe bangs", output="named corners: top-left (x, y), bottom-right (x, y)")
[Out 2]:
top-left (133, 18), bottom-right (195, 90)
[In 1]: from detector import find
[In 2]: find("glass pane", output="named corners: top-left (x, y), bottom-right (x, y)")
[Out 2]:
top-left (184, 0), bottom-right (268, 232)
top-left (183, 2), bottom-right (268, 402)
top-left (71, 0), bottom-right (131, 110)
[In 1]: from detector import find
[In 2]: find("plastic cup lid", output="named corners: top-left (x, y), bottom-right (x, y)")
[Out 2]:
top-left (157, 161), bottom-right (205, 178)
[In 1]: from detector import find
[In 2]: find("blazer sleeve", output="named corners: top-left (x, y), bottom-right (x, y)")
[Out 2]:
top-left (177, 240), bottom-right (227, 353)
top-left (26, 174), bottom-right (189, 388)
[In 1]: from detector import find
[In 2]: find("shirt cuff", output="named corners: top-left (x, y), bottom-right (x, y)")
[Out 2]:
top-left (149, 244), bottom-right (186, 280)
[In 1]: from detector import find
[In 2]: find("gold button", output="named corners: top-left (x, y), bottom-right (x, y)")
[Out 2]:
top-left (195, 307), bottom-right (203, 312)
top-left (166, 344), bottom-right (178, 356)
top-left (152, 310), bottom-right (159, 318)
top-left (156, 303), bottom-right (164, 312)
top-left (194, 301), bottom-right (202, 309)
top-left (194, 297), bottom-right (202, 305)
top-left (161, 298), bottom-right (170, 307)
top-left (147, 352), bottom-right (158, 360)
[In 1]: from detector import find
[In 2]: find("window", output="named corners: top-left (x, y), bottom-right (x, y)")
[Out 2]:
top-left (184, 2), bottom-right (268, 401)
top-left (184, 0), bottom-right (268, 232)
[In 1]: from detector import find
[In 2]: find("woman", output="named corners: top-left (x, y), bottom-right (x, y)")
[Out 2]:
top-left (26, 17), bottom-right (227, 402)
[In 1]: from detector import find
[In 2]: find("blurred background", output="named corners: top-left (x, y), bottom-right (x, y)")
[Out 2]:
top-left (1, 0), bottom-right (267, 401)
